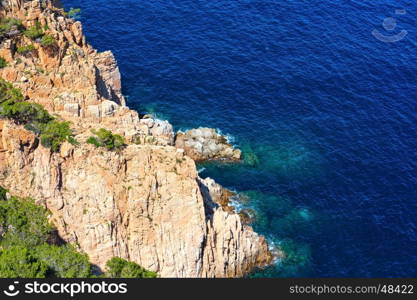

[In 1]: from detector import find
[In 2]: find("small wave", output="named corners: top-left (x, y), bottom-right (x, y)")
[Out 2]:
top-left (197, 167), bottom-right (206, 174)
top-left (228, 192), bottom-right (249, 212)
top-left (216, 128), bottom-right (236, 144)
top-left (263, 238), bottom-right (285, 265)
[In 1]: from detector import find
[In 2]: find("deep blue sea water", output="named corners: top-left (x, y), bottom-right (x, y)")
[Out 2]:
top-left (64, 0), bottom-right (417, 277)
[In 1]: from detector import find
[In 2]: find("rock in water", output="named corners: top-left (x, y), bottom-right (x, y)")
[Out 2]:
top-left (175, 128), bottom-right (242, 162)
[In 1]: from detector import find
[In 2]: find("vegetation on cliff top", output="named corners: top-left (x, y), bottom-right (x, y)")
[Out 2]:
top-left (23, 21), bottom-right (56, 45)
top-left (87, 128), bottom-right (126, 151)
top-left (23, 21), bottom-right (44, 40)
top-left (0, 17), bottom-right (56, 54)
top-left (0, 186), bottom-right (157, 278)
top-left (0, 18), bottom-right (23, 39)
top-left (40, 34), bottom-right (56, 46)
top-left (0, 78), bottom-right (76, 152)
top-left (16, 44), bottom-right (36, 54)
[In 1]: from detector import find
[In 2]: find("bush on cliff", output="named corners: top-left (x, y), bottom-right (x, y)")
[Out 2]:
top-left (21, 21), bottom-right (57, 50)
top-left (0, 195), bottom-right (53, 248)
top-left (17, 44), bottom-right (36, 55)
top-left (34, 244), bottom-right (92, 278)
top-left (105, 257), bottom-right (157, 278)
top-left (0, 186), bottom-right (7, 201)
top-left (0, 187), bottom-right (159, 278)
top-left (0, 79), bottom-right (24, 103)
top-left (0, 244), bottom-right (94, 278)
top-left (23, 21), bottom-right (44, 40)
top-left (39, 121), bottom-right (78, 152)
top-left (40, 34), bottom-right (56, 47)
top-left (87, 128), bottom-right (125, 151)
top-left (0, 101), bottom-right (52, 125)
top-left (0, 78), bottom-right (77, 152)
top-left (0, 57), bottom-right (7, 69)
top-left (0, 187), bottom-right (93, 278)
top-left (0, 18), bottom-right (24, 38)
top-left (0, 246), bottom-right (48, 278)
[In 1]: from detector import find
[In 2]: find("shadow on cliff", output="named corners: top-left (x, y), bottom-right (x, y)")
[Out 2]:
top-left (197, 178), bottom-right (218, 223)
top-left (47, 228), bottom-right (103, 275)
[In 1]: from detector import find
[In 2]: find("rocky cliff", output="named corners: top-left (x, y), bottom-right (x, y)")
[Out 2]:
top-left (0, 0), bottom-right (272, 277)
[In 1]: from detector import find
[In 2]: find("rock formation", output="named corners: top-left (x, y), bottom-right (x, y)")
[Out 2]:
top-left (0, 0), bottom-right (272, 277)
top-left (176, 128), bottom-right (242, 162)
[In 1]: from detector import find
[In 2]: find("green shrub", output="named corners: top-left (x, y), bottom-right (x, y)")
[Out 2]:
top-left (87, 128), bottom-right (125, 151)
top-left (17, 44), bottom-right (36, 54)
top-left (34, 244), bottom-right (92, 278)
top-left (0, 195), bottom-right (53, 248)
top-left (40, 34), bottom-right (56, 47)
top-left (39, 121), bottom-right (77, 152)
top-left (23, 22), bottom-right (44, 40)
top-left (0, 78), bottom-right (76, 152)
top-left (0, 186), bottom-right (7, 201)
top-left (0, 57), bottom-right (7, 69)
top-left (0, 246), bottom-right (48, 278)
top-left (105, 257), bottom-right (157, 278)
top-left (0, 79), bottom-right (24, 103)
top-left (86, 136), bottom-right (100, 147)
top-left (0, 187), bottom-right (160, 279)
top-left (0, 190), bottom-right (95, 278)
top-left (65, 8), bottom-right (81, 18)
top-left (0, 101), bottom-right (52, 125)
top-left (0, 18), bottom-right (24, 38)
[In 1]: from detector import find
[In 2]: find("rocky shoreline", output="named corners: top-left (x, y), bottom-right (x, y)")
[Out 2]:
top-left (0, 0), bottom-right (274, 277)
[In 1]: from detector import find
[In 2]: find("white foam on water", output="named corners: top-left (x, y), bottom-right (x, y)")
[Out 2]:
top-left (197, 167), bottom-right (206, 174)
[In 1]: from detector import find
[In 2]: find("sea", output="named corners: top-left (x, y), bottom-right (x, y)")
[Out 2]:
top-left (63, 0), bottom-right (417, 277)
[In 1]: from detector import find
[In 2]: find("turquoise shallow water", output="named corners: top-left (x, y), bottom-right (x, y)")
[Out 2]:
top-left (64, 0), bottom-right (417, 277)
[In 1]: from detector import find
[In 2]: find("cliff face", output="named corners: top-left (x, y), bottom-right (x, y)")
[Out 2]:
top-left (0, 0), bottom-right (272, 277)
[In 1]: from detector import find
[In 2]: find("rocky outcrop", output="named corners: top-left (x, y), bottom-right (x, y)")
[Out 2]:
top-left (0, 0), bottom-right (125, 110)
top-left (175, 128), bottom-right (242, 162)
top-left (0, 0), bottom-right (272, 277)
top-left (139, 115), bottom-right (175, 146)
top-left (0, 0), bottom-right (172, 145)
top-left (0, 121), bottom-right (272, 277)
